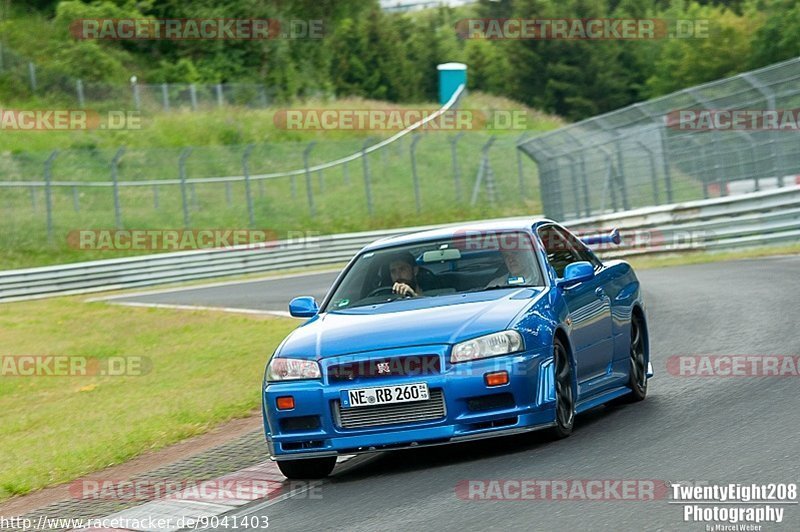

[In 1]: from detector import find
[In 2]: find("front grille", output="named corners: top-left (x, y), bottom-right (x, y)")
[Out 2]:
top-left (327, 355), bottom-right (441, 383)
top-left (333, 389), bottom-right (446, 429)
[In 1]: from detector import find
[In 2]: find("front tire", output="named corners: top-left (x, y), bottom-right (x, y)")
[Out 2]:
top-left (277, 457), bottom-right (337, 479)
top-left (548, 338), bottom-right (575, 439)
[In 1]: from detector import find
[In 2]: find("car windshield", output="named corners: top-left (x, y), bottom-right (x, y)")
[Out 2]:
top-left (323, 230), bottom-right (544, 311)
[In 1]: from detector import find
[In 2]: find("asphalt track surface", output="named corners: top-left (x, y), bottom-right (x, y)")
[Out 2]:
top-left (114, 256), bottom-right (800, 531)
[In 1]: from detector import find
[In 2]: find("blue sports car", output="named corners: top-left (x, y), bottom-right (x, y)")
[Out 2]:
top-left (262, 219), bottom-right (652, 479)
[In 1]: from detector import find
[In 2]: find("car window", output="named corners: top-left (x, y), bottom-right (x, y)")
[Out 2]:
top-left (537, 225), bottom-right (582, 277)
top-left (555, 226), bottom-right (603, 270)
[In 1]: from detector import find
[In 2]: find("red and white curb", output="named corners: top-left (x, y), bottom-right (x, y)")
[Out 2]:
top-left (72, 456), bottom-right (354, 532)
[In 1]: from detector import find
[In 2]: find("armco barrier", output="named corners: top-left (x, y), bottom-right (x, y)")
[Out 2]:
top-left (1, 186), bottom-right (798, 302)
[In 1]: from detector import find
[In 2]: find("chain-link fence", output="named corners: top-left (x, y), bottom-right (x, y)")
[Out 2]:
top-left (0, 131), bottom-right (541, 259)
top-left (0, 42), bottom-right (320, 110)
top-left (519, 56), bottom-right (800, 221)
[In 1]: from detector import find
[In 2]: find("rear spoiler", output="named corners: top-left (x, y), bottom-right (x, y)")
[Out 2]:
top-left (580, 228), bottom-right (621, 246)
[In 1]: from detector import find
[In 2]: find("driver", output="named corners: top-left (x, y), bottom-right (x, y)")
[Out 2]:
top-left (486, 249), bottom-right (539, 287)
top-left (388, 252), bottom-right (423, 297)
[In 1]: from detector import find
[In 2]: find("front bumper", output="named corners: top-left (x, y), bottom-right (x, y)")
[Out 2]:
top-left (263, 345), bottom-right (556, 460)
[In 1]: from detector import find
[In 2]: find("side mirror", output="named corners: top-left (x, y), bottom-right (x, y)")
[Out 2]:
top-left (289, 296), bottom-right (319, 318)
top-left (557, 261), bottom-right (594, 288)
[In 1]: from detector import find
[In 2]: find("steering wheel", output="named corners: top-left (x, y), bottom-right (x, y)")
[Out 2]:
top-left (366, 286), bottom-right (398, 298)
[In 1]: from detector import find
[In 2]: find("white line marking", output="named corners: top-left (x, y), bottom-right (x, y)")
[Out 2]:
top-left (85, 268), bottom-right (341, 303)
top-left (106, 301), bottom-right (294, 318)
top-left (200, 455), bottom-right (366, 527)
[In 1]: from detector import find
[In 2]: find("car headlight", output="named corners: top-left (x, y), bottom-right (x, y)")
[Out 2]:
top-left (451, 330), bottom-right (524, 363)
top-left (267, 357), bottom-right (321, 381)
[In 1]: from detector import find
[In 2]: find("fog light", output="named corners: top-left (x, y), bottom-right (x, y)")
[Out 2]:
top-left (276, 396), bottom-right (295, 410)
top-left (485, 371), bottom-right (509, 387)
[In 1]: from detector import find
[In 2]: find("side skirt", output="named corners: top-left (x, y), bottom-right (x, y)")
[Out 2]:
top-left (575, 386), bottom-right (632, 414)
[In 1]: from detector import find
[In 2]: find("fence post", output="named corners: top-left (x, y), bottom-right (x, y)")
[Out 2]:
top-left (636, 141), bottom-right (660, 205)
top-left (598, 148), bottom-right (618, 213)
top-left (44, 150), bottom-right (58, 243)
top-left (410, 134), bottom-right (422, 214)
top-left (72, 186), bottom-right (80, 212)
top-left (362, 139), bottom-right (374, 217)
top-left (76, 79), bottom-right (85, 108)
top-left (189, 84), bottom-right (197, 111)
top-left (179, 148), bottom-right (192, 227)
top-left (470, 136), bottom-right (497, 205)
top-left (28, 62), bottom-right (37, 92)
top-left (562, 130), bottom-right (592, 216)
top-left (614, 140), bottom-right (630, 210)
top-left (563, 152), bottom-right (581, 218)
top-left (161, 83), bottom-right (170, 112)
top-left (216, 84), bottom-right (224, 107)
top-left (654, 127), bottom-right (673, 203)
top-left (131, 79), bottom-right (140, 111)
top-left (111, 147), bottom-right (125, 228)
top-left (242, 144), bottom-right (255, 228)
top-left (303, 141), bottom-right (317, 216)
top-left (516, 132), bottom-right (529, 199)
top-left (742, 73), bottom-right (782, 186)
top-left (449, 132), bottom-right (464, 202)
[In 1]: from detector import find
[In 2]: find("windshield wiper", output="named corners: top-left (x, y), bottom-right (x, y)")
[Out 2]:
top-left (474, 284), bottom-right (540, 292)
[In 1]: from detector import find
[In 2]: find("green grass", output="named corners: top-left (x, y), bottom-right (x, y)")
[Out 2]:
top-left (625, 242), bottom-right (800, 270)
top-left (0, 298), bottom-right (297, 501)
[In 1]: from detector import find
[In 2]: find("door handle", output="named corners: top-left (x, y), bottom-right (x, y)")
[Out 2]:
top-left (595, 287), bottom-right (606, 299)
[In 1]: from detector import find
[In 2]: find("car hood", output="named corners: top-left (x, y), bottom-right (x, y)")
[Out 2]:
top-left (277, 288), bottom-right (544, 360)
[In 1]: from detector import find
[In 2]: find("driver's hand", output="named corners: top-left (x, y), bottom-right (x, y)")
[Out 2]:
top-left (392, 282), bottom-right (417, 297)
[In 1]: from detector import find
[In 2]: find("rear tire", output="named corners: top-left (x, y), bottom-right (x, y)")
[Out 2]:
top-left (624, 314), bottom-right (648, 403)
top-left (277, 457), bottom-right (337, 479)
top-left (548, 338), bottom-right (575, 439)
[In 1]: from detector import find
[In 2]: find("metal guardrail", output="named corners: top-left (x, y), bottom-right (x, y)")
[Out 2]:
top-left (1, 186), bottom-right (798, 302)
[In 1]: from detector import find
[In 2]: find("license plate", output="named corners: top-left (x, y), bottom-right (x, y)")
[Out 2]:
top-left (340, 382), bottom-right (429, 409)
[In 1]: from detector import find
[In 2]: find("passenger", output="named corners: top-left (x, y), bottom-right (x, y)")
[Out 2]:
top-left (487, 249), bottom-right (539, 287)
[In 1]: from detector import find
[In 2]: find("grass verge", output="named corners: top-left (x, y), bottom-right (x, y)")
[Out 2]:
top-left (625, 243), bottom-right (800, 270)
top-left (0, 298), bottom-right (297, 501)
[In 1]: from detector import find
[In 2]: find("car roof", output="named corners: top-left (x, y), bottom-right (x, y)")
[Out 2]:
top-left (362, 217), bottom-right (556, 252)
